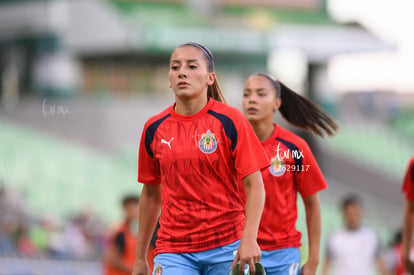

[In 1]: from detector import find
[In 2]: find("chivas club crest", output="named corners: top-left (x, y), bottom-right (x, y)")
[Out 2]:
top-left (154, 263), bottom-right (163, 275)
top-left (269, 155), bottom-right (286, 177)
top-left (198, 130), bottom-right (217, 154)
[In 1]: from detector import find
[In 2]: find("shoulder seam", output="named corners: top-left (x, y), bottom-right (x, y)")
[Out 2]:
top-left (145, 114), bottom-right (171, 158)
top-left (207, 110), bottom-right (238, 151)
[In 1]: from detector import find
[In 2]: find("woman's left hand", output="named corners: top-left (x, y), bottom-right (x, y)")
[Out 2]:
top-left (231, 237), bottom-right (261, 275)
top-left (300, 261), bottom-right (318, 275)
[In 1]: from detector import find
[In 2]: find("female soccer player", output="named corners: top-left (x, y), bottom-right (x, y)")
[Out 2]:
top-left (241, 73), bottom-right (338, 275)
top-left (401, 156), bottom-right (414, 273)
top-left (131, 43), bottom-right (269, 275)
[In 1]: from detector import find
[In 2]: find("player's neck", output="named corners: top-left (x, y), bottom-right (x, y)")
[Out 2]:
top-left (250, 120), bottom-right (275, 142)
top-left (174, 95), bottom-right (208, 116)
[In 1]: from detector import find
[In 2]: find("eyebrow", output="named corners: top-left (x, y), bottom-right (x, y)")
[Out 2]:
top-left (243, 88), bottom-right (267, 92)
top-left (171, 59), bottom-right (199, 64)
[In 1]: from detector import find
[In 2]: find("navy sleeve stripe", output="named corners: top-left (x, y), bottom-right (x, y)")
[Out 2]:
top-left (207, 110), bottom-right (238, 151)
top-left (411, 163), bottom-right (414, 183)
top-left (276, 137), bottom-right (303, 174)
top-left (145, 114), bottom-right (171, 158)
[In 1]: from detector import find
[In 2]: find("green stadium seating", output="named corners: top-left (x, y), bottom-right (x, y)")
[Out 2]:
top-left (324, 123), bottom-right (414, 178)
top-left (0, 119), bottom-right (140, 223)
top-left (391, 111), bottom-right (414, 141)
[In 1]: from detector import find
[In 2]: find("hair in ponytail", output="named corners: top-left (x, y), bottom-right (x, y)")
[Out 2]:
top-left (180, 42), bottom-right (227, 104)
top-left (207, 80), bottom-right (227, 104)
top-left (256, 73), bottom-right (338, 137)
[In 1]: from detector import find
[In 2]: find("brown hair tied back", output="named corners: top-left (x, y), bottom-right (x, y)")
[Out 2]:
top-left (256, 73), bottom-right (338, 137)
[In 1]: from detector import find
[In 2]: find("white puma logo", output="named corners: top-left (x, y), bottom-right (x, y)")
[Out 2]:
top-left (161, 137), bottom-right (174, 149)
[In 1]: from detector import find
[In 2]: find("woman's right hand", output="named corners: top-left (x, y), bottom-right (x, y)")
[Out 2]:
top-left (131, 259), bottom-right (149, 275)
top-left (403, 257), bottom-right (414, 274)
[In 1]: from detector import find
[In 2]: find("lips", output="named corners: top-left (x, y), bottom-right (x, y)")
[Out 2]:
top-left (247, 107), bottom-right (259, 114)
top-left (177, 81), bottom-right (189, 88)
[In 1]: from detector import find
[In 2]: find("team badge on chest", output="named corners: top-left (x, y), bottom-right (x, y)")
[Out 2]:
top-left (269, 155), bottom-right (286, 177)
top-left (154, 263), bottom-right (163, 275)
top-left (198, 130), bottom-right (217, 154)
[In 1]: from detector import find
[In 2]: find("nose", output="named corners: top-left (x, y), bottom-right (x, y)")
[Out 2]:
top-left (248, 93), bottom-right (258, 103)
top-left (178, 67), bottom-right (187, 79)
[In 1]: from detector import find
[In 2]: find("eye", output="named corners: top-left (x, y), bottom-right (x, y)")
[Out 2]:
top-left (189, 65), bottom-right (197, 69)
top-left (171, 65), bottom-right (179, 70)
top-left (242, 92), bottom-right (250, 98)
top-left (258, 93), bottom-right (266, 97)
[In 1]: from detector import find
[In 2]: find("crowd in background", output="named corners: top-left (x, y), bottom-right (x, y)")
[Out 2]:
top-left (0, 181), bottom-right (106, 260)
top-left (1, 178), bottom-right (413, 275)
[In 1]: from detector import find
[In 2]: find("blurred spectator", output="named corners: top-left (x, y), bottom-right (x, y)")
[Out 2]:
top-left (29, 217), bottom-right (51, 254)
top-left (321, 194), bottom-right (389, 275)
top-left (0, 182), bottom-right (28, 255)
top-left (63, 212), bottom-right (96, 259)
top-left (82, 210), bottom-right (107, 257)
top-left (103, 195), bottom-right (141, 275)
top-left (0, 183), bottom-right (14, 253)
top-left (0, 181), bottom-right (106, 259)
top-left (35, 215), bottom-right (70, 258)
top-left (16, 225), bottom-right (36, 256)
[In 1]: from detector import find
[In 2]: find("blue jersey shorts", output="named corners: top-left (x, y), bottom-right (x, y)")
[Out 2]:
top-left (152, 240), bottom-right (240, 275)
top-left (261, 247), bottom-right (301, 275)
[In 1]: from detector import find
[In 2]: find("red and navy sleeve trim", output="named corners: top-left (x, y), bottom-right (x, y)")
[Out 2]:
top-left (145, 114), bottom-right (170, 158)
top-left (276, 137), bottom-right (303, 174)
top-left (411, 162), bottom-right (414, 183)
top-left (207, 110), bottom-right (238, 151)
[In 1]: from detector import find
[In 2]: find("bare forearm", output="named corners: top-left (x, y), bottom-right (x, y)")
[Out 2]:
top-left (304, 194), bottom-right (322, 265)
top-left (242, 171), bottom-right (265, 239)
top-left (321, 260), bottom-right (330, 275)
top-left (135, 185), bottom-right (162, 261)
top-left (402, 200), bottom-right (414, 261)
top-left (232, 171), bottom-right (265, 271)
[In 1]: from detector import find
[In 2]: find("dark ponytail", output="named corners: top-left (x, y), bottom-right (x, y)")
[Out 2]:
top-left (256, 73), bottom-right (338, 137)
top-left (207, 79), bottom-right (227, 104)
top-left (181, 42), bottom-right (227, 104)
